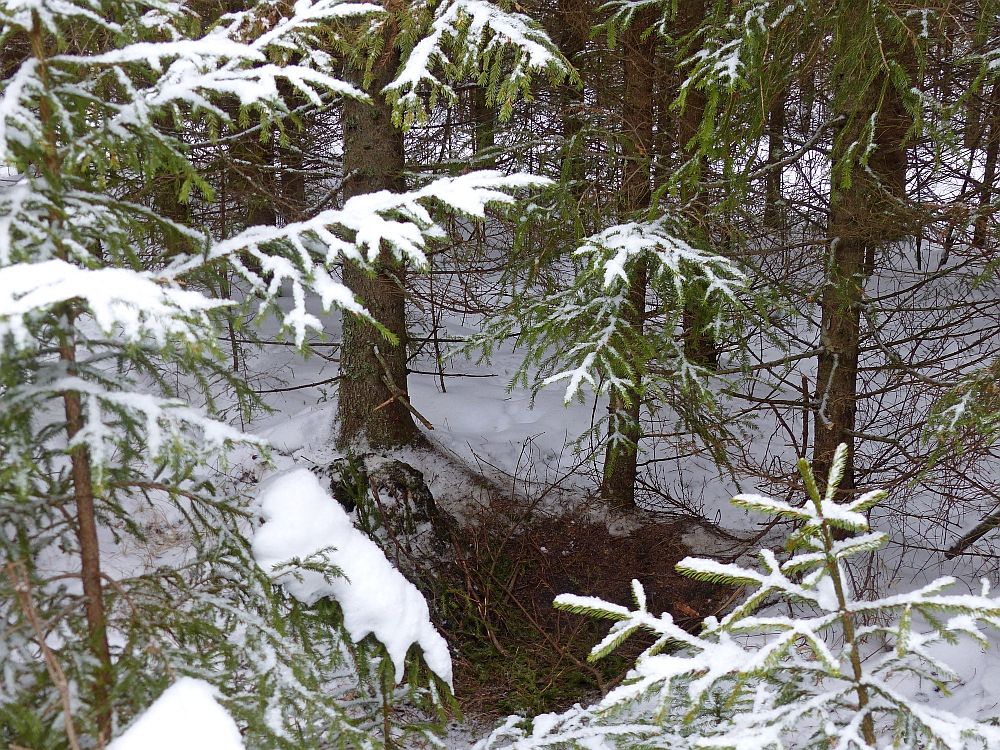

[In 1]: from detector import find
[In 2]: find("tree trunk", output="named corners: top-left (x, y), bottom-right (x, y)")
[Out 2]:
top-left (599, 14), bottom-right (655, 509)
top-left (278, 83), bottom-right (310, 222)
top-left (763, 87), bottom-right (787, 229)
top-left (61, 334), bottom-right (114, 743)
top-left (676, 0), bottom-right (719, 368)
top-left (337, 40), bottom-right (421, 449)
top-left (551, 0), bottom-right (590, 196)
top-left (973, 82), bottom-right (1000, 250)
top-left (29, 13), bottom-right (113, 738)
top-left (471, 85), bottom-right (497, 168)
top-left (813, 3), bottom-right (911, 499)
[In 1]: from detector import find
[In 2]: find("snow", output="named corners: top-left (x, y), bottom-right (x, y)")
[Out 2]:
top-left (251, 467), bottom-right (453, 686)
top-left (0, 259), bottom-right (224, 350)
top-left (387, 0), bottom-right (562, 121)
top-left (108, 677), bottom-right (244, 750)
top-left (164, 171), bottom-right (548, 347)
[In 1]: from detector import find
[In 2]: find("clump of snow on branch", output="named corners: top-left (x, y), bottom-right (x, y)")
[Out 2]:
top-left (386, 0), bottom-right (566, 125)
top-left (108, 678), bottom-right (244, 750)
top-left (682, 0), bottom-right (806, 93)
top-left (578, 219), bottom-right (743, 298)
top-left (0, 0), bottom-right (375, 161)
top-left (478, 445), bottom-right (1000, 750)
top-left (0, 260), bottom-right (224, 351)
top-left (252, 468), bottom-right (453, 687)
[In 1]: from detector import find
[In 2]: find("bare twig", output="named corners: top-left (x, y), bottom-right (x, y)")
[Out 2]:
top-left (372, 347), bottom-right (435, 430)
top-left (5, 562), bottom-right (84, 750)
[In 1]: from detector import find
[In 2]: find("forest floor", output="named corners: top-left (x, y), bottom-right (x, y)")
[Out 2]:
top-left (210, 297), bottom-right (1000, 744)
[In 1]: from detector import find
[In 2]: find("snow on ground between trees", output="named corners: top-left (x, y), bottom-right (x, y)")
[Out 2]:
top-left (251, 467), bottom-right (453, 686)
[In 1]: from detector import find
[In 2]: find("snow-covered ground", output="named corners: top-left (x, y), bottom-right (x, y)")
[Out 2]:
top-left (208, 286), bottom-right (1000, 744)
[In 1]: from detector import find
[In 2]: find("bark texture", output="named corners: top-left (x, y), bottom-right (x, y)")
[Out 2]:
top-left (337, 40), bottom-right (421, 449)
top-left (813, 3), bottom-right (911, 496)
top-left (973, 82), bottom-right (1000, 250)
top-left (552, 0), bottom-right (591, 195)
top-left (676, 0), bottom-right (719, 368)
top-left (763, 87), bottom-right (788, 229)
top-left (599, 14), bottom-right (655, 509)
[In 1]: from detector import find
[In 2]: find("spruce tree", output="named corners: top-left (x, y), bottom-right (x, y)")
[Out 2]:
top-left (478, 444), bottom-right (1000, 750)
top-left (333, 0), bottom-right (568, 450)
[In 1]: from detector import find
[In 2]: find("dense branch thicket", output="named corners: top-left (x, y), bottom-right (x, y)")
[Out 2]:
top-left (4, 0), bottom-right (1000, 747)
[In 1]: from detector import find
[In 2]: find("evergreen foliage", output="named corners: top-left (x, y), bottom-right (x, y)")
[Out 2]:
top-left (468, 212), bottom-right (748, 455)
top-left (385, 0), bottom-right (571, 126)
top-left (477, 444), bottom-right (1000, 750)
top-left (0, 0), bottom-right (547, 744)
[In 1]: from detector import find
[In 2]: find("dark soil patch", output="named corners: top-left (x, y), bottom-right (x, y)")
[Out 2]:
top-left (326, 451), bottom-right (737, 720)
top-left (438, 498), bottom-right (734, 719)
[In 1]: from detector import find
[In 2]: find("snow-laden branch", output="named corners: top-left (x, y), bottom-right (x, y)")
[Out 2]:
top-left (385, 0), bottom-right (566, 124)
top-left (517, 218), bottom-right (744, 404)
top-left (0, 259), bottom-right (224, 352)
top-left (0, 0), bottom-right (378, 163)
top-left (484, 449), bottom-right (1000, 750)
top-left (7, 376), bottom-right (261, 467)
top-left (168, 171), bottom-right (549, 346)
top-left (577, 219), bottom-right (744, 298)
top-left (682, 0), bottom-right (807, 93)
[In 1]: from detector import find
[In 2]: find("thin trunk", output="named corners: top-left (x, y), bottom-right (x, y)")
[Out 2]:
top-left (61, 328), bottom-right (114, 744)
top-left (235, 124), bottom-right (277, 228)
top-left (553, 0), bottom-right (590, 196)
top-left (599, 14), bottom-right (655, 509)
top-left (813, 215), bottom-right (865, 499)
top-left (676, 0), bottom-right (719, 368)
top-left (279, 83), bottom-right (310, 222)
top-left (471, 85), bottom-right (496, 167)
top-left (653, 54), bottom-right (674, 186)
top-left (763, 87), bottom-right (787, 229)
top-left (813, 3), bottom-right (911, 506)
top-left (30, 12), bottom-right (113, 740)
top-left (337, 39), bottom-right (421, 449)
top-left (973, 82), bottom-right (1000, 249)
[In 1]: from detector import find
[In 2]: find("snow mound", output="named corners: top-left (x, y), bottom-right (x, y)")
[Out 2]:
top-left (251, 468), bottom-right (453, 687)
top-left (108, 677), bottom-right (243, 750)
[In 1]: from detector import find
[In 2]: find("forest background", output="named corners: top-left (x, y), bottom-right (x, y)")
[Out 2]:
top-left (4, 0), bottom-right (1000, 748)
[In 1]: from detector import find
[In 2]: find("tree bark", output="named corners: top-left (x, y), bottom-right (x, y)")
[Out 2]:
top-left (29, 12), bottom-right (113, 738)
top-left (813, 3), bottom-right (911, 499)
top-left (552, 0), bottom-right (590, 196)
top-left (763, 86), bottom-right (787, 229)
top-left (278, 83), bottom-right (311, 223)
top-left (973, 82), bottom-right (1000, 250)
top-left (337, 38), bottom-right (421, 449)
top-left (471, 85), bottom-right (497, 167)
top-left (61, 331), bottom-right (114, 744)
top-left (676, 0), bottom-right (719, 368)
top-left (599, 14), bottom-right (655, 509)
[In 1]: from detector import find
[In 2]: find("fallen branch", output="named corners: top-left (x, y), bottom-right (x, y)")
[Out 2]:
top-left (373, 347), bottom-right (434, 430)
